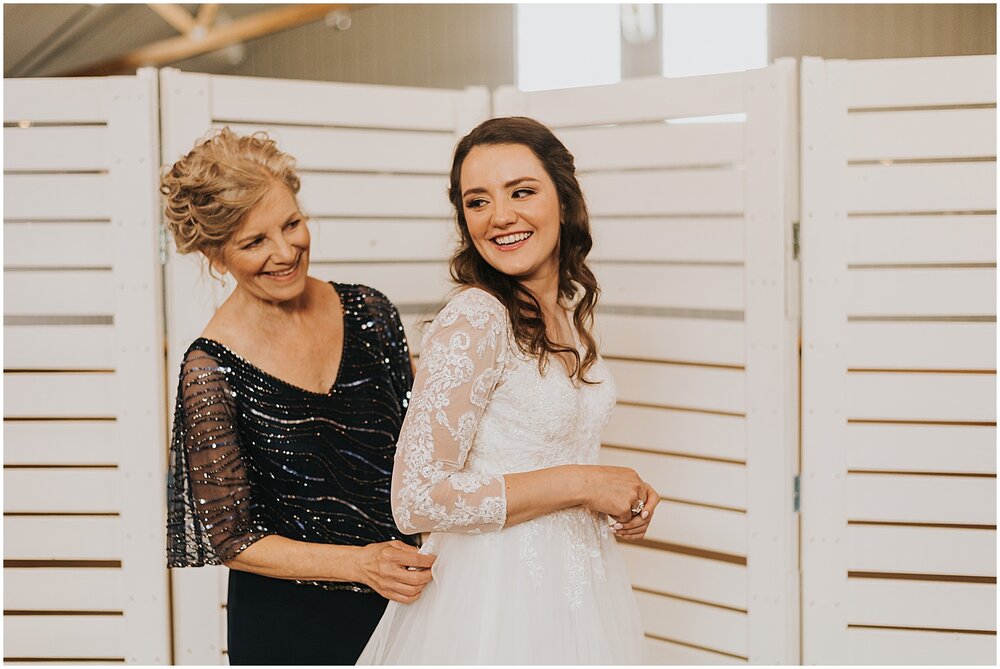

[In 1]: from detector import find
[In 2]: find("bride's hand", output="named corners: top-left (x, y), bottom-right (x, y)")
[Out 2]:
top-left (356, 540), bottom-right (436, 604)
top-left (610, 484), bottom-right (661, 542)
top-left (581, 465), bottom-right (652, 524)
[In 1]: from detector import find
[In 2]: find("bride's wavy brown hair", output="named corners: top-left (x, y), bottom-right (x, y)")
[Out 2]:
top-left (448, 117), bottom-right (601, 384)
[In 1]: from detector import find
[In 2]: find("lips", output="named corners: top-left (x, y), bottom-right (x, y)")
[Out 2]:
top-left (262, 256), bottom-right (302, 281)
top-left (491, 231), bottom-right (533, 251)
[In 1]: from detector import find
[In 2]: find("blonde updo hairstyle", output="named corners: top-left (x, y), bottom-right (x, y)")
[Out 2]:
top-left (160, 128), bottom-right (301, 269)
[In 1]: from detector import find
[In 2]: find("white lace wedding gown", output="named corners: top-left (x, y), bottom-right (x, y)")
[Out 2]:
top-left (357, 288), bottom-right (644, 665)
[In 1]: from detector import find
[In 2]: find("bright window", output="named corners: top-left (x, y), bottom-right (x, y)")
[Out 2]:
top-left (662, 4), bottom-right (768, 78)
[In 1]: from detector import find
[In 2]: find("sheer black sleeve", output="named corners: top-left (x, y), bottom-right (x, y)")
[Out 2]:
top-left (360, 286), bottom-right (415, 414)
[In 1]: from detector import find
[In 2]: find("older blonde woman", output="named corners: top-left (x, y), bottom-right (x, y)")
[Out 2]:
top-left (163, 129), bottom-right (433, 665)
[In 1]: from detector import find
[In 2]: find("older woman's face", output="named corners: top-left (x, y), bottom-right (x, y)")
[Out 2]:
top-left (216, 181), bottom-right (310, 303)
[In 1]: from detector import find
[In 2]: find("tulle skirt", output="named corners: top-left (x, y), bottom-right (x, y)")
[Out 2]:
top-left (357, 508), bottom-right (644, 665)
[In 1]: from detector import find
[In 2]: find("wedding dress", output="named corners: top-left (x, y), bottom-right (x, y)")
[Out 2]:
top-left (357, 288), bottom-right (644, 665)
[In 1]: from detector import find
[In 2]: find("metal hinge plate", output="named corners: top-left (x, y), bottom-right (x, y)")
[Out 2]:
top-left (792, 221), bottom-right (800, 259)
top-left (793, 474), bottom-right (801, 512)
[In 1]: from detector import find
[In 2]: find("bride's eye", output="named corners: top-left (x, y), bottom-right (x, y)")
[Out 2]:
top-left (512, 188), bottom-right (534, 199)
top-left (465, 198), bottom-right (488, 209)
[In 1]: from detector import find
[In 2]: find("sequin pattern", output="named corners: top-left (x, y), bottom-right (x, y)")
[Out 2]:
top-left (166, 282), bottom-right (417, 593)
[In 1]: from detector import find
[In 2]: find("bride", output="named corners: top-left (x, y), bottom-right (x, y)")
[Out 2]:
top-left (358, 117), bottom-right (659, 664)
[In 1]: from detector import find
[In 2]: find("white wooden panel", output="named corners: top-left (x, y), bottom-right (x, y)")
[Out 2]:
top-left (848, 216), bottom-right (996, 265)
top-left (298, 173), bottom-right (450, 218)
top-left (4, 568), bottom-right (124, 610)
top-left (590, 217), bottom-right (744, 263)
top-left (607, 359), bottom-right (745, 414)
top-left (310, 219), bottom-right (456, 262)
top-left (596, 264), bottom-right (744, 311)
top-left (847, 474), bottom-right (996, 525)
top-left (601, 446), bottom-right (746, 509)
top-left (848, 268), bottom-right (996, 317)
top-left (847, 55), bottom-right (997, 108)
top-left (4, 421), bottom-right (119, 466)
top-left (4, 468), bottom-right (120, 513)
top-left (645, 502), bottom-right (746, 557)
top-left (4, 373), bottom-right (117, 418)
top-left (848, 109), bottom-right (997, 160)
top-left (634, 590), bottom-right (747, 657)
top-left (4, 271), bottom-right (114, 317)
top-left (847, 579), bottom-right (996, 631)
top-left (848, 163), bottom-right (996, 213)
top-left (221, 123), bottom-right (453, 173)
top-left (582, 169), bottom-right (743, 216)
top-left (4, 174), bottom-right (110, 220)
top-left (3, 615), bottom-right (123, 658)
top-left (847, 322), bottom-right (996, 370)
top-left (847, 372), bottom-right (996, 422)
top-left (847, 423), bottom-right (996, 474)
top-left (644, 635), bottom-right (746, 665)
top-left (620, 543), bottom-right (747, 609)
top-left (847, 627), bottom-right (997, 665)
top-left (3, 126), bottom-right (110, 171)
top-left (4, 325), bottom-right (115, 369)
top-left (4, 78), bottom-right (110, 123)
top-left (309, 262), bottom-right (452, 308)
top-left (558, 122), bottom-right (744, 171)
top-left (604, 404), bottom-right (745, 462)
top-left (4, 222), bottom-right (113, 268)
top-left (211, 74), bottom-right (463, 131)
top-left (4, 517), bottom-right (121, 560)
top-left (171, 567), bottom-right (228, 664)
top-left (597, 314), bottom-right (745, 365)
top-left (848, 525), bottom-right (996, 577)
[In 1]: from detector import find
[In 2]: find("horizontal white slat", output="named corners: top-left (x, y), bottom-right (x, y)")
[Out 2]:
top-left (848, 108), bottom-right (996, 160)
top-left (848, 525), bottom-right (996, 577)
top-left (4, 78), bottom-right (110, 123)
top-left (847, 579), bottom-right (996, 631)
top-left (558, 122), bottom-right (744, 171)
top-left (604, 404), bottom-right (745, 462)
top-left (220, 123), bottom-right (454, 174)
top-left (590, 217), bottom-right (744, 263)
top-left (597, 314), bottom-right (745, 365)
top-left (4, 174), bottom-right (110, 220)
top-left (4, 373), bottom-right (117, 418)
top-left (847, 423), bottom-right (996, 474)
top-left (645, 502), bottom-right (746, 557)
top-left (3, 615), bottom-right (123, 658)
top-left (644, 635), bottom-right (746, 665)
top-left (310, 262), bottom-right (453, 308)
top-left (582, 169), bottom-right (743, 216)
top-left (848, 627), bottom-right (997, 665)
top-left (596, 264), bottom-right (744, 311)
top-left (634, 590), bottom-right (747, 657)
top-left (847, 322), bottom-right (996, 370)
top-left (847, 474), bottom-right (996, 525)
top-left (848, 268), bottom-right (996, 317)
top-left (4, 517), bottom-right (121, 560)
top-left (620, 543), bottom-right (747, 609)
top-left (508, 72), bottom-right (747, 127)
top-left (4, 568), bottom-right (124, 610)
top-left (847, 372), bottom-right (996, 422)
top-left (3, 126), bottom-right (110, 171)
top-left (298, 173), bottom-right (450, 218)
top-left (846, 56), bottom-right (996, 108)
top-left (4, 222), bottom-right (113, 268)
top-left (4, 421), bottom-right (119, 468)
top-left (310, 219), bottom-right (456, 262)
top-left (4, 325), bottom-right (115, 369)
top-left (848, 163), bottom-right (996, 214)
top-left (4, 271), bottom-right (114, 317)
top-left (848, 216), bottom-right (996, 265)
top-left (607, 359), bottom-right (745, 414)
top-left (601, 446), bottom-right (746, 510)
top-left (210, 74), bottom-right (464, 131)
top-left (4, 468), bottom-right (120, 513)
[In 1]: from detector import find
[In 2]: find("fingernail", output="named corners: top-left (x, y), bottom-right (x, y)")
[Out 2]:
top-left (613, 522), bottom-right (623, 530)
top-left (641, 510), bottom-right (649, 519)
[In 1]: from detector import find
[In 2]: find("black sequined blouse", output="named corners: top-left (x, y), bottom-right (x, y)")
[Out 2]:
top-left (166, 282), bottom-right (417, 592)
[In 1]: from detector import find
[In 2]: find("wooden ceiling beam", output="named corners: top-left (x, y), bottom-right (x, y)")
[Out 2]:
top-left (147, 4), bottom-right (195, 35)
top-left (65, 4), bottom-right (345, 77)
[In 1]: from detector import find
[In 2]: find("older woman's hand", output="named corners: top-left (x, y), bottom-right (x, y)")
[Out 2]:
top-left (357, 540), bottom-right (436, 604)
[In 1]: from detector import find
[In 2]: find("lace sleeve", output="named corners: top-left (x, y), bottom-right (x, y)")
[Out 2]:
top-left (166, 349), bottom-right (269, 567)
top-left (391, 289), bottom-right (509, 534)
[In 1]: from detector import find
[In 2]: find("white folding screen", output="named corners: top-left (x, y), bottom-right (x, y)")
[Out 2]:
top-left (158, 68), bottom-right (490, 663)
top-left (494, 59), bottom-right (801, 665)
top-left (3, 71), bottom-right (170, 663)
top-left (800, 55), bottom-right (997, 665)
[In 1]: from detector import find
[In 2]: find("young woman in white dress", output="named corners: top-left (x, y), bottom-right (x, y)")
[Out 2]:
top-left (358, 117), bottom-right (659, 664)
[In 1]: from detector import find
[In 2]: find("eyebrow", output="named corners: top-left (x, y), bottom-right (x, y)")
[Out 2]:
top-left (462, 177), bottom-right (540, 199)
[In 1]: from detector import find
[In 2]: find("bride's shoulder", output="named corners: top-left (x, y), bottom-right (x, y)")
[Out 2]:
top-left (436, 286), bottom-right (509, 330)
